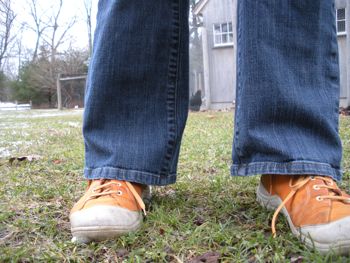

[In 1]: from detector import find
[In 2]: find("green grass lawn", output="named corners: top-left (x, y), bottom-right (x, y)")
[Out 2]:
top-left (1, 109), bottom-right (350, 262)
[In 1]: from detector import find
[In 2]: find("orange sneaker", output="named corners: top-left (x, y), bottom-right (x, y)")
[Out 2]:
top-left (70, 179), bottom-right (151, 243)
top-left (257, 174), bottom-right (350, 255)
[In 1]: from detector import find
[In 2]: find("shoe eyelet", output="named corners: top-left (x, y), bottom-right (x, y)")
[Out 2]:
top-left (116, 183), bottom-right (122, 187)
top-left (117, 190), bottom-right (123, 196)
top-left (316, 196), bottom-right (323, 201)
top-left (310, 177), bottom-right (316, 181)
top-left (313, 185), bottom-right (320, 190)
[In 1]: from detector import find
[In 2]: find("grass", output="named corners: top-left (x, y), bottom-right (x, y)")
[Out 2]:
top-left (1, 109), bottom-right (350, 262)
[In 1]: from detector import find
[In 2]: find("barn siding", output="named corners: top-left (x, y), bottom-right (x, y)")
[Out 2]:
top-left (198, 0), bottom-right (350, 109)
top-left (202, 0), bottom-right (237, 109)
top-left (336, 0), bottom-right (349, 107)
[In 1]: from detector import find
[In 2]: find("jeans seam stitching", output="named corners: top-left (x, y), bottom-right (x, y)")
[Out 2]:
top-left (84, 167), bottom-right (177, 185)
top-left (231, 160), bottom-right (340, 169)
top-left (230, 160), bottom-right (343, 179)
top-left (160, 0), bottom-right (181, 176)
top-left (84, 166), bottom-right (177, 178)
top-left (233, 0), bottom-right (243, 163)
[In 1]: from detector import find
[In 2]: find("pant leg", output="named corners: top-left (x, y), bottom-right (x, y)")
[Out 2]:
top-left (231, 0), bottom-right (342, 180)
top-left (83, 0), bottom-right (189, 185)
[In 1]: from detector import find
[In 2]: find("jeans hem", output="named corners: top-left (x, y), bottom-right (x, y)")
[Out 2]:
top-left (230, 160), bottom-right (342, 181)
top-left (84, 167), bottom-right (176, 186)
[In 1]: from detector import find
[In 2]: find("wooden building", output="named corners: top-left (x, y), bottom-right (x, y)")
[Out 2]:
top-left (194, 0), bottom-right (350, 109)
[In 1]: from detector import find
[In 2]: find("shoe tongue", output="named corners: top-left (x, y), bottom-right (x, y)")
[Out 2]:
top-left (90, 179), bottom-right (108, 186)
top-left (88, 179), bottom-right (113, 191)
top-left (90, 179), bottom-right (143, 195)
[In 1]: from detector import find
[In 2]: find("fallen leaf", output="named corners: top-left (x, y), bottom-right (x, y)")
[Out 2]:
top-left (193, 215), bottom-right (205, 226)
top-left (248, 256), bottom-right (256, 263)
top-left (9, 155), bottom-right (43, 164)
top-left (164, 246), bottom-right (174, 254)
top-left (159, 228), bottom-right (165, 235)
top-left (291, 256), bottom-right (304, 263)
top-left (190, 252), bottom-right (220, 263)
top-left (52, 159), bottom-right (63, 164)
top-left (116, 249), bottom-right (129, 258)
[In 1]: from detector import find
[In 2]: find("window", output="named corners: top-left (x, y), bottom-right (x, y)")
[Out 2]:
top-left (337, 8), bottom-right (346, 35)
top-left (213, 22), bottom-right (233, 47)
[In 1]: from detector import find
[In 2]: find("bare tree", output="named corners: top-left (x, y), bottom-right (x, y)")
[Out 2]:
top-left (0, 0), bottom-right (16, 69)
top-left (42, 0), bottom-right (76, 59)
top-left (24, 46), bottom-right (88, 107)
top-left (84, 0), bottom-right (93, 56)
top-left (26, 0), bottom-right (48, 61)
top-left (15, 37), bottom-right (22, 79)
top-left (26, 0), bottom-right (77, 107)
top-left (3, 36), bottom-right (23, 80)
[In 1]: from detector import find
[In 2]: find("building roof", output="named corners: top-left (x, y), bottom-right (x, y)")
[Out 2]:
top-left (193, 0), bottom-right (210, 15)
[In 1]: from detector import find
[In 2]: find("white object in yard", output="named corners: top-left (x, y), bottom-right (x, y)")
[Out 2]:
top-left (0, 102), bottom-right (31, 111)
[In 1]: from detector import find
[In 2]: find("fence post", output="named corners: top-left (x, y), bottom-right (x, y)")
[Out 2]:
top-left (57, 74), bottom-right (62, 110)
top-left (201, 27), bottom-right (211, 110)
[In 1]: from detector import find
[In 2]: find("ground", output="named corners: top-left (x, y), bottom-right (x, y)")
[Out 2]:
top-left (1, 109), bottom-right (350, 262)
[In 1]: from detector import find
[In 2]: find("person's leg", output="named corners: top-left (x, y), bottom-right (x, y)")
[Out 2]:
top-left (84, 0), bottom-right (189, 185)
top-left (233, 0), bottom-right (350, 255)
top-left (232, 0), bottom-right (342, 178)
top-left (70, 0), bottom-right (189, 242)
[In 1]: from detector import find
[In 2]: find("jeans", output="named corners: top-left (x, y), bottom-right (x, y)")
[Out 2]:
top-left (83, 0), bottom-right (342, 185)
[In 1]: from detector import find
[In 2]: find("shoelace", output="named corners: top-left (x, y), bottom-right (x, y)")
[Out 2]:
top-left (84, 180), bottom-right (146, 215)
top-left (272, 176), bottom-right (350, 237)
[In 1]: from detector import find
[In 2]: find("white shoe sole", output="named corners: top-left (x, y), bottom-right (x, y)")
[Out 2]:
top-left (256, 182), bottom-right (350, 255)
top-left (70, 186), bottom-right (152, 243)
top-left (70, 205), bottom-right (142, 243)
top-left (71, 222), bottom-right (142, 243)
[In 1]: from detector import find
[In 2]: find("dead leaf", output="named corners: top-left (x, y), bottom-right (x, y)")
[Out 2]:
top-left (159, 228), bottom-right (165, 235)
top-left (248, 256), bottom-right (256, 263)
top-left (164, 246), bottom-right (174, 254)
top-left (190, 252), bottom-right (221, 263)
top-left (52, 159), bottom-right (63, 164)
top-left (291, 256), bottom-right (304, 263)
top-left (9, 154), bottom-right (43, 165)
top-left (193, 215), bottom-right (205, 226)
top-left (116, 248), bottom-right (129, 258)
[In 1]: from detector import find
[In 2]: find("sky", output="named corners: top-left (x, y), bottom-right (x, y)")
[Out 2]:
top-left (11, 0), bottom-right (98, 53)
top-left (2, 0), bottom-right (98, 76)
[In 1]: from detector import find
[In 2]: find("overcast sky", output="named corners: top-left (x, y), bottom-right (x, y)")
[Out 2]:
top-left (11, 0), bottom-right (98, 52)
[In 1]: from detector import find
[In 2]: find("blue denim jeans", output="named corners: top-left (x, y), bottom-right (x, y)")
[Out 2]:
top-left (83, 0), bottom-right (342, 185)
